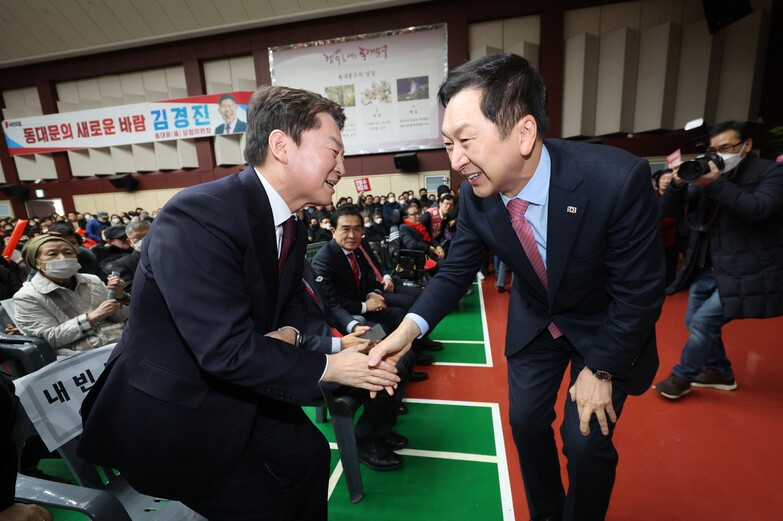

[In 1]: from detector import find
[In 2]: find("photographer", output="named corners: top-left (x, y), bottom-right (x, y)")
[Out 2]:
top-left (653, 121), bottom-right (783, 399)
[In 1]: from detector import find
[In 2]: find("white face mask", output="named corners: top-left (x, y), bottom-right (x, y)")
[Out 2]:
top-left (388, 197), bottom-right (396, 204)
top-left (42, 258), bottom-right (80, 279)
top-left (718, 142), bottom-right (746, 172)
top-left (321, 223), bottom-right (332, 230)
top-left (111, 218), bottom-right (121, 225)
top-left (84, 214), bottom-right (92, 220)
top-left (131, 239), bottom-right (142, 253)
top-left (374, 218), bottom-right (383, 225)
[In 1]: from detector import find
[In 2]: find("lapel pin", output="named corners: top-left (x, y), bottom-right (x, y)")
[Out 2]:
top-left (316, 276), bottom-right (324, 283)
top-left (567, 206), bottom-right (577, 214)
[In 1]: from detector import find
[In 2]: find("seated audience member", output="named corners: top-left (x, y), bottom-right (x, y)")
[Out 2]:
top-left (14, 235), bottom-right (128, 358)
top-left (91, 225), bottom-right (133, 279)
top-left (1, 369), bottom-right (54, 521)
top-left (107, 220), bottom-right (150, 294)
top-left (364, 211), bottom-right (387, 244)
top-left (85, 212), bottom-right (109, 243)
top-left (311, 217), bottom-right (333, 243)
top-left (381, 192), bottom-right (401, 229)
top-left (312, 206), bottom-right (440, 363)
top-left (418, 188), bottom-right (430, 208)
top-left (399, 204), bottom-right (445, 262)
top-left (422, 194), bottom-right (455, 250)
top-left (47, 223), bottom-right (100, 277)
top-left (0, 258), bottom-right (21, 300)
top-left (359, 193), bottom-right (378, 218)
top-left (307, 217), bottom-right (320, 242)
top-left (291, 261), bottom-right (413, 470)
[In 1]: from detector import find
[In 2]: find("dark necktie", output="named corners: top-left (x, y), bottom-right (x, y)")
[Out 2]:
top-left (347, 252), bottom-right (361, 289)
top-left (278, 216), bottom-right (296, 277)
top-left (507, 198), bottom-right (563, 339)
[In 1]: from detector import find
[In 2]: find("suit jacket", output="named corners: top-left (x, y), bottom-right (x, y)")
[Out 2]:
top-left (214, 118), bottom-right (247, 134)
top-left (410, 139), bottom-right (665, 395)
top-left (399, 223), bottom-right (432, 251)
top-left (311, 239), bottom-right (383, 315)
top-left (78, 166), bottom-right (325, 502)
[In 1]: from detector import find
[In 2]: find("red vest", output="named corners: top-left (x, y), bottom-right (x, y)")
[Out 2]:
top-left (426, 206), bottom-right (443, 239)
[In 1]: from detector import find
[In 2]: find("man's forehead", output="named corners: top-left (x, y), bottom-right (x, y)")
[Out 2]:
top-left (711, 129), bottom-right (739, 144)
top-left (337, 215), bottom-right (362, 227)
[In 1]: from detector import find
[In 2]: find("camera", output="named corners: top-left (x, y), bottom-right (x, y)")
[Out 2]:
top-left (678, 152), bottom-right (724, 183)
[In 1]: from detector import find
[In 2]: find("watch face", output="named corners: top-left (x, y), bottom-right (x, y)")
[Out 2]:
top-left (593, 370), bottom-right (612, 382)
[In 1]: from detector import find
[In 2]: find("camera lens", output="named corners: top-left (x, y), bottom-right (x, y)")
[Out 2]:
top-left (678, 160), bottom-right (706, 182)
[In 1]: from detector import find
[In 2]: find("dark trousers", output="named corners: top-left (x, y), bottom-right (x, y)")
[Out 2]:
top-left (1, 371), bottom-right (18, 511)
top-left (507, 332), bottom-right (628, 521)
top-left (185, 400), bottom-right (329, 521)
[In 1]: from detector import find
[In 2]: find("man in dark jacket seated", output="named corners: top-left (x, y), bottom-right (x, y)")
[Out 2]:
top-left (312, 205), bottom-right (442, 364)
top-left (290, 261), bottom-right (414, 471)
top-left (107, 220), bottom-right (150, 295)
top-left (654, 120), bottom-right (783, 399)
top-left (91, 225), bottom-right (132, 281)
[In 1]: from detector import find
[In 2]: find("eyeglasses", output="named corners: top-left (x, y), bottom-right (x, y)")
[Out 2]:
top-left (706, 141), bottom-right (744, 154)
top-left (406, 211), bottom-right (420, 217)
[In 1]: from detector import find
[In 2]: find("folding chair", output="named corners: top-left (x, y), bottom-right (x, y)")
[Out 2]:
top-left (12, 346), bottom-right (206, 520)
top-left (0, 300), bottom-right (57, 377)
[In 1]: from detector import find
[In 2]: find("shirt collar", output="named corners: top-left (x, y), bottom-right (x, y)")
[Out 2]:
top-left (500, 143), bottom-right (551, 207)
top-left (254, 167), bottom-right (295, 227)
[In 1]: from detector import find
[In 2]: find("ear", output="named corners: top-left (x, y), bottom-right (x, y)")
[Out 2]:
top-left (267, 129), bottom-right (289, 165)
top-left (516, 115), bottom-right (538, 157)
top-left (744, 137), bottom-right (753, 154)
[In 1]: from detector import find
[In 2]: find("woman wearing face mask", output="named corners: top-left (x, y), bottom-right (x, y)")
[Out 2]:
top-left (13, 234), bottom-right (129, 359)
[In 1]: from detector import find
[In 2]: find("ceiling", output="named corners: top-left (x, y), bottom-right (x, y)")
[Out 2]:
top-left (0, 0), bottom-right (429, 70)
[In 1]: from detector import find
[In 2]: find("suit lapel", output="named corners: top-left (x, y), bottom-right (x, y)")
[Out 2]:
top-left (545, 141), bottom-right (588, 306)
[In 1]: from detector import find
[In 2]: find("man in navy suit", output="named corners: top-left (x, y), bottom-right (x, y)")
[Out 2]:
top-left (78, 86), bottom-right (400, 521)
top-left (369, 54), bottom-right (665, 521)
top-left (214, 93), bottom-right (247, 134)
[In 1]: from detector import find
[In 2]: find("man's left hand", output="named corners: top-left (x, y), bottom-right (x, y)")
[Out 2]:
top-left (693, 160), bottom-right (722, 187)
top-left (569, 366), bottom-right (616, 436)
top-left (106, 274), bottom-right (126, 300)
top-left (382, 278), bottom-right (394, 292)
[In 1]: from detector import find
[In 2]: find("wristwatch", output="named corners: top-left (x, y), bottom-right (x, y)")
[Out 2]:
top-left (278, 326), bottom-right (301, 348)
top-left (591, 368), bottom-right (613, 382)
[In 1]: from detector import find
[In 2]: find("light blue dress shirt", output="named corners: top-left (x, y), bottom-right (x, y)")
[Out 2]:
top-left (406, 144), bottom-right (552, 337)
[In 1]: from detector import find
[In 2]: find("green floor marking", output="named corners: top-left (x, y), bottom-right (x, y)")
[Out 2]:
top-left (430, 285), bottom-right (484, 342)
top-left (430, 341), bottom-right (487, 364)
top-left (393, 401), bottom-right (496, 455)
top-left (327, 454), bottom-right (504, 521)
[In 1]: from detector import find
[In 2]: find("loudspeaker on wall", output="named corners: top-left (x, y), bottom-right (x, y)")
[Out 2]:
top-left (0, 184), bottom-right (29, 197)
top-left (109, 174), bottom-right (139, 190)
top-left (394, 152), bottom-right (419, 171)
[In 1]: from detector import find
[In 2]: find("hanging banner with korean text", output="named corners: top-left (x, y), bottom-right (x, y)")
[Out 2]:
top-left (2, 92), bottom-right (252, 157)
top-left (269, 24), bottom-right (448, 157)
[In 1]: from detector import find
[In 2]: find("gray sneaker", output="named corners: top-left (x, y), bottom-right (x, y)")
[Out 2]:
top-left (653, 373), bottom-right (692, 400)
top-left (691, 368), bottom-right (738, 391)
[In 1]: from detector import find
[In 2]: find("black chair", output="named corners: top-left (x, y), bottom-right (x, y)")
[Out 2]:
top-left (385, 210), bottom-right (430, 287)
top-left (0, 302), bottom-right (56, 377)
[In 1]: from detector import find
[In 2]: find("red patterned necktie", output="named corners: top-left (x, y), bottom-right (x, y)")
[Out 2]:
top-left (278, 216), bottom-right (296, 276)
top-left (347, 252), bottom-right (361, 289)
top-left (507, 198), bottom-right (563, 339)
top-left (225, 124), bottom-right (231, 133)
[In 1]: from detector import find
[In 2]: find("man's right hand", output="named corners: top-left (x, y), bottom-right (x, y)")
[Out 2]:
top-left (365, 293), bottom-right (386, 312)
top-left (323, 344), bottom-right (399, 392)
top-left (87, 300), bottom-right (119, 324)
top-left (340, 327), bottom-right (371, 351)
top-left (367, 318), bottom-right (421, 397)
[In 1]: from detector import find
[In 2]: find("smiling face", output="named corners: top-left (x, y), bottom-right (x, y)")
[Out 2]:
top-left (218, 98), bottom-right (238, 124)
top-left (287, 112), bottom-right (345, 207)
top-left (441, 88), bottom-right (532, 198)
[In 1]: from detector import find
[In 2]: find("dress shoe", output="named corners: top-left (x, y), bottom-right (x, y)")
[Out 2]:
top-left (409, 371), bottom-right (429, 382)
top-left (413, 351), bottom-right (434, 366)
top-left (413, 336), bottom-right (444, 351)
top-left (357, 438), bottom-right (403, 471)
top-left (398, 403), bottom-right (409, 415)
top-left (383, 432), bottom-right (408, 450)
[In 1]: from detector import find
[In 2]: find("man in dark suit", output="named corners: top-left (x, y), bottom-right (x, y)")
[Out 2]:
top-left (214, 93), bottom-right (247, 134)
top-left (78, 86), bottom-right (400, 521)
top-left (106, 220), bottom-right (149, 294)
top-left (369, 54), bottom-right (665, 521)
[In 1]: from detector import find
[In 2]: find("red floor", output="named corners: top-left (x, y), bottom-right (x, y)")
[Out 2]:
top-left (407, 276), bottom-right (783, 521)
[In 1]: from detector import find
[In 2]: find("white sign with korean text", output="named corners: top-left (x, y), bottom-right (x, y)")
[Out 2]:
top-left (14, 345), bottom-right (114, 452)
top-left (270, 25), bottom-right (447, 156)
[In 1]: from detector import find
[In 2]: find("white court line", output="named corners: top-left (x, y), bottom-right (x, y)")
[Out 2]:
top-left (327, 460), bottom-right (343, 500)
top-left (326, 398), bottom-right (516, 519)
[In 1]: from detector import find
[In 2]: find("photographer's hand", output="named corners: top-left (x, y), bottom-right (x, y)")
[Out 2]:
top-left (693, 160), bottom-right (721, 187)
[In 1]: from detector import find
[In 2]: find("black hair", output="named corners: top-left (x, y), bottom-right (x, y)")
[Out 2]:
top-left (709, 120), bottom-right (749, 141)
top-left (329, 204), bottom-right (363, 228)
top-left (218, 94), bottom-right (236, 105)
top-left (437, 53), bottom-right (549, 138)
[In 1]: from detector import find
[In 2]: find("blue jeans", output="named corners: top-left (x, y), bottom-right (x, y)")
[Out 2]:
top-left (672, 269), bottom-right (733, 381)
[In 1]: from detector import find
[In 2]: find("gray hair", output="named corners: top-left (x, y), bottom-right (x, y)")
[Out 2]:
top-left (126, 220), bottom-right (150, 236)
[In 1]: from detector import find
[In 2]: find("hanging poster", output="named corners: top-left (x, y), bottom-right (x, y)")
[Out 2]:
top-left (269, 24), bottom-right (447, 156)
